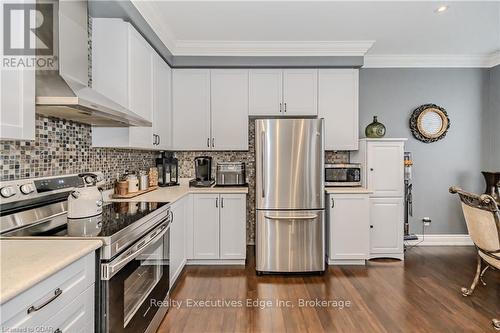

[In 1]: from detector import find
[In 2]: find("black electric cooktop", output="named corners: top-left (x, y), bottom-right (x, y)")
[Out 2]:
top-left (4, 201), bottom-right (169, 238)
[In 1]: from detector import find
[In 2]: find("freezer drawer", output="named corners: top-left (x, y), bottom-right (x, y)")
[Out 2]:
top-left (256, 210), bottom-right (325, 273)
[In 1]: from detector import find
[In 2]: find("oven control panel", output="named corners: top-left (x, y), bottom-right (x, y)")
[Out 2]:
top-left (0, 173), bottom-right (104, 204)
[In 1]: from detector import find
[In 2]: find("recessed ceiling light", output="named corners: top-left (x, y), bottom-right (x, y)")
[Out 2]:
top-left (435, 5), bottom-right (449, 13)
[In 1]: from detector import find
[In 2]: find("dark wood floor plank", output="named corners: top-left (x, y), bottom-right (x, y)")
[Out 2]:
top-left (157, 246), bottom-right (499, 333)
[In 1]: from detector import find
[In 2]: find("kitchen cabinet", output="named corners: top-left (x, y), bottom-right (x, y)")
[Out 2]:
top-left (249, 69), bottom-right (283, 115)
top-left (0, 2), bottom-right (35, 141)
top-left (170, 196), bottom-right (187, 287)
top-left (172, 69), bottom-right (211, 150)
top-left (91, 18), bottom-right (170, 150)
top-left (172, 69), bottom-right (248, 151)
top-left (249, 69), bottom-right (318, 116)
top-left (318, 69), bottom-right (359, 150)
top-left (193, 194), bottom-right (220, 259)
top-left (326, 193), bottom-right (369, 265)
top-left (1, 252), bottom-right (95, 332)
top-left (351, 138), bottom-right (406, 260)
top-left (369, 197), bottom-right (404, 258)
top-left (192, 193), bottom-right (246, 262)
top-left (220, 194), bottom-right (247, 259)
top-left (210, 70), bottom-right (249, 150)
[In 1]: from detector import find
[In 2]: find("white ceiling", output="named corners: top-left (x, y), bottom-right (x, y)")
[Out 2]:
top-left (133, 1), bottom-right (500, 67)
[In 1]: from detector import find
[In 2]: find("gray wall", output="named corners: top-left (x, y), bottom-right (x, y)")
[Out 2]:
top-left (358, 68), bottom-right (490, 234)
top-left (483, 65), bottom-right (500, 171)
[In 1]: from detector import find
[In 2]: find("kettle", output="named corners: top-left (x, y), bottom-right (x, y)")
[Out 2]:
top-left (67, 173), bottom-right (103, 219)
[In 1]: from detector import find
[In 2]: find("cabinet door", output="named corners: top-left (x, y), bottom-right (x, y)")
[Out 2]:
top-left (249, 69), bottom-right (282, 116)
top-left (172, 69), bottom-right (211, 150)
top-left (370, 197), bottom-right (404, 254)
top-left (0, 67), bottom-right (35, 140)
top-left (193, 194), bottom-right (220, 259)
top-left (211, 70), bottom-right (249, 150)
top-left (328, 194), bottom-right (369, 260)
top-left (283, 69), bottom-right (318, 116)
top-left (154, 56), bottom-right (172, 150)
top-left (0, 4), bottom-right (35, 141)
top-left (170, 198), bottom-right (186, 287)
top-left (367, 141), bottom-right (404, 197)
top-left (220, 194), bottom-right (247, 260)
top-left (318, 69), bottom-right (358, 150)
top-left (128, 26), bottom-right (153, 122)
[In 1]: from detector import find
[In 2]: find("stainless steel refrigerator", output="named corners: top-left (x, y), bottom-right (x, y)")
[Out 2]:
top-left (255, 118), bottom-right (325, 273)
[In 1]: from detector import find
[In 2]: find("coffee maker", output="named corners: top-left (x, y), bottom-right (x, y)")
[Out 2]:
top-left (189, 156), bottom-right (215, 187)
top-left (156, 152), bottom-right (179, 187)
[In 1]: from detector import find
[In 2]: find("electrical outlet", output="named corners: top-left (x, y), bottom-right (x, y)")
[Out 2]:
top-left (422, 217), bottom-right (432, 227)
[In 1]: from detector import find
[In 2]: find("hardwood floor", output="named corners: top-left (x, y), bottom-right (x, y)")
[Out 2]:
top-left (157, 246), bottom-right (500, 333)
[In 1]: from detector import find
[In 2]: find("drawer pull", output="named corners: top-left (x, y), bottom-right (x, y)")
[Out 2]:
top-left (27, 288), bottom-right (62, 314)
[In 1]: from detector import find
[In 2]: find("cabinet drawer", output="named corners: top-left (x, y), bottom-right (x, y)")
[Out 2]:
top-left (1, 252), bottom-right (95, 331)
top-left (44, 285), bottom-right (94, 333)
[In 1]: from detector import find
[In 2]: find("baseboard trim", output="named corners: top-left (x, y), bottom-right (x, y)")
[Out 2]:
top-left (405, 234), bottom-right (473, 246)
top-left (186, 259), bottom-right (246, 265)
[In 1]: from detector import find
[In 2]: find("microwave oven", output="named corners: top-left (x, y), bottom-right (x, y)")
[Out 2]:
top-left (325, 163), bottom-right (362, 187)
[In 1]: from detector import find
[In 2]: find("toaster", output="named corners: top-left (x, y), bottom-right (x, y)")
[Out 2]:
top-left (216, 162), bottom-right (246, 186)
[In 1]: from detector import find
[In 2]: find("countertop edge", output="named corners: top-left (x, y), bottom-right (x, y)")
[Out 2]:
top-left (0, 239), bottom-right (103, 304)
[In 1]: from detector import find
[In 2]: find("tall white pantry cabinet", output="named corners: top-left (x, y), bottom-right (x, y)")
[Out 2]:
top-left (352, 138), bottom-right (406, 260)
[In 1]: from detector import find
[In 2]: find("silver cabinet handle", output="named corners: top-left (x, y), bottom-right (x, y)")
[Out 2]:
top-left (284, 103), bottom-right (287, 112)
top-left (212, 138), bottom-right (215, 148)
top-left (27, 288), bottom-right (62, 314)
top-left (221, 197), bottom-right (224, 208)
top-left (279, 103), bottom-right (282, 113)
top-left (207, 138), bottom-right (210, 148)
top-left (370, 168), bottom-right (374, 171)
top-left (331, 198), bottom-right (334, 208)
top-left (215, 197), bottom-right (218, 208)
top-left (158, 135), bottom-right (160, 145)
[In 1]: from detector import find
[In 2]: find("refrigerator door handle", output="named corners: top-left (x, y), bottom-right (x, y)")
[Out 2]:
top-left (261, 130), bottom-right (266, 198)
top-left (264, 215), bottom-right (318, 220)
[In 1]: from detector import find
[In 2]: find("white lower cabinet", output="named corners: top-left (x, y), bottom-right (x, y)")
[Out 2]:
top-left (369, 197), bottom-right (404, 259)
top-left (1, 252), bottom-right (95, 332)
top-left (327, 193), bottom-right (369, 265)
top-left (192, 193), bottom-right (246, 263)
top-left (170, 196), bottom-right (187, 287)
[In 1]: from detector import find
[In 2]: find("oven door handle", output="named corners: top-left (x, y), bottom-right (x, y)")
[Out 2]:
top-left (101, 219), bottom-right (170, 280)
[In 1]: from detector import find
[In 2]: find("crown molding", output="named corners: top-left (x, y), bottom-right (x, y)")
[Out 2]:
top-left (487, 51), bottom-right (500, 67)
top-left (172, 40), bottom-right (375, 57)
top-left (363, 53), bottom-right (499, 68)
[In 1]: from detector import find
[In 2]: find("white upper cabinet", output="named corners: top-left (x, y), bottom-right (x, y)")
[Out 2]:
top-left (249, 69), bottom-right (283, 115)
top-left (318, 69), bottom-right (359, 151)
top-left (366, 141), bottom-right (404, 197)
top-left (128, 27), bottom-right (153, 123)
top-left (0, 2), bottom-right (35, 141)
top-left (210, 70), bottom-right (249, 150)
top-left (282, 69), bottom-right (318, 115)
top-left (154, 55), bottom-right (172, 150)
top-left (0, 66), bottom-right (35, 140)
top-left (172, 69), bottom-right (211, 150)
top-left (249, 69), bottom-right (318, 116)
top-left (91, 18), bottom-right (171, 150)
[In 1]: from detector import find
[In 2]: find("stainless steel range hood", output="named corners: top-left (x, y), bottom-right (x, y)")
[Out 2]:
top-left (36, 0), bottom-right (151, 127)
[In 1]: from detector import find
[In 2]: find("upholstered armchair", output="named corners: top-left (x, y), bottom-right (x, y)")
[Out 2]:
top-left (449, 186), bottom-right (500, 330)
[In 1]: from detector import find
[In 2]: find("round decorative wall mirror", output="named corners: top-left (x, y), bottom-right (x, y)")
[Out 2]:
top-left (410, 104), bottom-right (450, 143)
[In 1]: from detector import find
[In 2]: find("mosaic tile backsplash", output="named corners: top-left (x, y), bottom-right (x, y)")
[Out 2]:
top-left (0, 115), bottom-right (158, 188)
top-left (0, 115), bottom-right (348, 244)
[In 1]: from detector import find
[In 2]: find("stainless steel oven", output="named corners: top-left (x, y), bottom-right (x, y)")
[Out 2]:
top-left (325, 163), bottom-right (362, 187)
top-left (100, 216), bottom-right (170, 333)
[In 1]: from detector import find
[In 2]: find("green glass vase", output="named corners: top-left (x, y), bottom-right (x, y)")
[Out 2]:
top-left (365, 116), bottom-right (386, 138)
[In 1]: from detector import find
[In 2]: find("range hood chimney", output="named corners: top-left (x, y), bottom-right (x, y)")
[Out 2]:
top-left (36, 0), bottom-right (151, 127)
